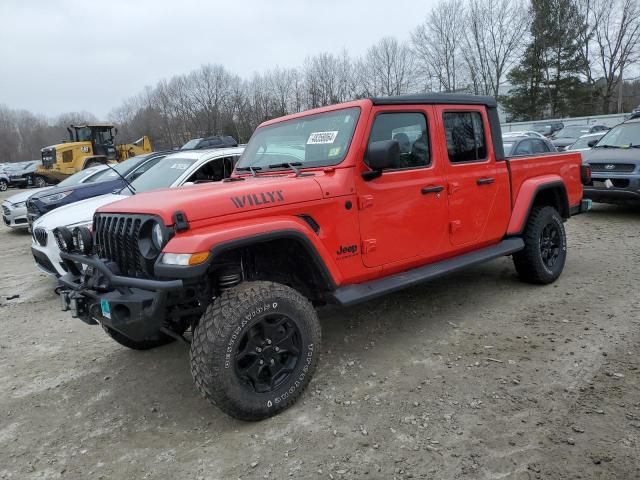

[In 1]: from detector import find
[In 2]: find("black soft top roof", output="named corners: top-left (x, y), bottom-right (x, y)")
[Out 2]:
top-left (370, 93), bottom-right (497, 108)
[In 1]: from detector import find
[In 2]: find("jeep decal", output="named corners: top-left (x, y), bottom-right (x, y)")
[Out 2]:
top-left (230, 190), bottom-right (285, 208)
top-left (336, 244), bottom-right (358, 259)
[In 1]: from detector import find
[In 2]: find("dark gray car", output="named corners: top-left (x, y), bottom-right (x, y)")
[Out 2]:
top-left (503, 136), bottom-right (557, 156)
top-left (552, 125), bottom-right (609, 151)
top-left (582, 116), bottom-right (640, 204)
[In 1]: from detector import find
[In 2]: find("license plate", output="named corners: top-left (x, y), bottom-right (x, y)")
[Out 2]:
top-left (100, 299), bottom-right (111, 319)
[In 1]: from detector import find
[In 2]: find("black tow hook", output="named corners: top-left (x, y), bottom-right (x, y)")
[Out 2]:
top-left (160, 327), bottom-right (191, 345)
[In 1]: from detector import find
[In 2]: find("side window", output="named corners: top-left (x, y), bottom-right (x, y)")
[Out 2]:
top-left (366, 112), bottom-right (430, 169)
top-left (186, 156), bottom-right (232, 183)
top-left (443, 111), bottom-right (487, 163)
top-left (531, 139), bottom-right (549, 154)
top-left (133, 156), bottom-right (164, 177)
top-left (513, 139), bottom-right (533, 156)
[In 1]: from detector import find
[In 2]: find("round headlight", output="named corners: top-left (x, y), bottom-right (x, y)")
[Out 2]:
top-left (152, 222), bottom-right (164, 250)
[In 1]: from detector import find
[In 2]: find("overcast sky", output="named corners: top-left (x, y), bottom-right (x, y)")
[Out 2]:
top-left (0, 0), bottom-right (434, 119)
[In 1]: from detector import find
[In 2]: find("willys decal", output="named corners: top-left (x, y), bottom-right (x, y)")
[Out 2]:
top-left (230, 190), bottom-right (285, 208)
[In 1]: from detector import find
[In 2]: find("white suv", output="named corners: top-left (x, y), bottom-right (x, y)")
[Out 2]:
top-left (31, 147), bottom-right (243, 276)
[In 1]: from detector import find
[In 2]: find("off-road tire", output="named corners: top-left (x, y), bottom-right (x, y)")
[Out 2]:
top-left (0, 179), bottom-right (7, 191)
top-left (190, 281), bottom-right (321, 421)
top-left (102, 325), bottom-right (177, 350)
top-left (513, 205), bottom-right (566, 284)
top-left (34, 176), bottom-right (47, 188)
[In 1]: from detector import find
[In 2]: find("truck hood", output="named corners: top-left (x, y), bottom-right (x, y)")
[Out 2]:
top-left (582, 147), bottom-right (640, 164)
top-left (5, 187), bottom-right (52, 204)
top-left (34, 193), bottom-right (125, 231)
top-left (98, 175), bottom-right (324, 224)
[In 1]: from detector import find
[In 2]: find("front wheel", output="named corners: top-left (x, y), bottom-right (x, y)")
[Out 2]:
top-left (34, 176), bottom-right (47, 188)
top-left (190, 281), bottom-right (321, 421)
top-left (0, 179), bottom-right (7, 191)
top-left (513, 205), bottom-right (567, 284)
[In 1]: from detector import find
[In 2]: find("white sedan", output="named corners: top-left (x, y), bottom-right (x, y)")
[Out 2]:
top-left (2, 166), bottom-right (107, 230)
top-left (31, 147), bottom-right (243, 277)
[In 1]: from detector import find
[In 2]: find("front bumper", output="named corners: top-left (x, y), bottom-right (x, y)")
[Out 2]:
top-left (583, 174), bottom-right (640, 203)
top-left (58, 252), bottom-right (183, 341)
top-left (2, 202), bottom-right (29, 229)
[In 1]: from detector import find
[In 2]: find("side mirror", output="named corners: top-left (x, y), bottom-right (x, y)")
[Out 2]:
top-left (587, 139), bottom-right (598, 148)
top-left (362, 140), bottom-right (400, 181)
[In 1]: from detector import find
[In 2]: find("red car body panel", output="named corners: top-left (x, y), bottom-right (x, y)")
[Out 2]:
top-left (98, 98), bottom-right (584, 289)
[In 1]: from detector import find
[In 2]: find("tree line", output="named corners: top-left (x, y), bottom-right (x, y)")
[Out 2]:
top-left (2, 0), bottom-right (639, 161)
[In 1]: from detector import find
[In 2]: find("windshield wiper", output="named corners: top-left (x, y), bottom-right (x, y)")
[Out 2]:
top-left (268, 162), bottom-right (302, 176)
top-left (104, 162), bottom-right (136, 195)
top-left (235, 166), bottom-right (263, 177)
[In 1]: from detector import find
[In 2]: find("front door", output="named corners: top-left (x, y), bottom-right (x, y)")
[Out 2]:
top-left (356, 107), bottom-right (449, 267)
top-left (437, 107), bottom-right (507, 247)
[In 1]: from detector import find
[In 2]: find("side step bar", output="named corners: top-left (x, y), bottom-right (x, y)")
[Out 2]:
top-left (331, 238), bottom-right (524, 307)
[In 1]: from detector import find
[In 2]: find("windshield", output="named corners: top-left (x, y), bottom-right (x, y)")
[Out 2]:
top-left (76, 127), bottom-right (92, 142)
top-left (181, 138), bottom-right (202, 149)
top-left (236, 107), bottom-right (360, 171)
top-left (554, 126), bottom-right (589, 138)
top-left (569, 134), bottom-right (605, 150)
top-left (127, 157), bottom-right (197, 193)
top-left (57, 167), bottom-right (106, 187)
top-left (87, 156), bottom-right (149, 183)
top-left (595, 122), bottom-right (640, 148)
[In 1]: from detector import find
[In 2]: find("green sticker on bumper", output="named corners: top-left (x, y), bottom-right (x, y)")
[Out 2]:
top-left (100, 299), bottom-right (111, 319)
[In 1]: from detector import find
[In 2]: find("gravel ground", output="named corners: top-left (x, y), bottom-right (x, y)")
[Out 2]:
top-left (0, 188), bottom-right (639, 480)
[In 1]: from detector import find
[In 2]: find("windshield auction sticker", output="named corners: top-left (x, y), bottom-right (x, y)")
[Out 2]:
top-left (307, 131), bottom-right (338, 144)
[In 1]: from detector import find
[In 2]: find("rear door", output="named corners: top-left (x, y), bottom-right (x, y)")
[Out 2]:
top-left (437, 106), bottom-right (510, 248)
top-left (356, 106), bottom-right (449, 267)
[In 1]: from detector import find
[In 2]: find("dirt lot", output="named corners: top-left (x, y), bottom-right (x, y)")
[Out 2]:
top-left (0, 188), bottom-right (639, 480)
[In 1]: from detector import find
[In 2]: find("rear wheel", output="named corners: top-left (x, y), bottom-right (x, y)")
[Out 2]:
top-left (0, 179), bottom-right (7, 191)
top-left (513, 205), bottom-right (567, 284)
top-left (190, 281), bottom-right (321, 421)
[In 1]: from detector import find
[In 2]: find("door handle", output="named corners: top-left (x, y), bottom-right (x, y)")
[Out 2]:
top-left (421, 185), bottom-right (444, 195)
top-left (476, 177), bottom-right (495, 185)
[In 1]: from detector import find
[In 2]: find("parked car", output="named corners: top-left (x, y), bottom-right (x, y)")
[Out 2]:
top-left (552, 124), bottom-right (609, 151)
top-left (31, 147), bottom-right (243, 276)
top-left (565, 132), bottom-right (607, 152)
top-left (26, 151), bottom-right (171, 226)
top-left (582, 115), bottom-right (640, 205)
top-left (503, 136), bottom-right (557, 156)
top-left (181, 135), bottom-right (238, 150)
top-left (0, 172), bottom-right (8, 192)
top-left (6, 160), bottom-right (47, 188)
top-left (533, 121), bottom-right (564, 137)
top-left (2, 166), bottom-right (107, 230)
top-left (54, 93), bottom-right (588, 421)
top-left (502, 130), bottom-right (546, 139)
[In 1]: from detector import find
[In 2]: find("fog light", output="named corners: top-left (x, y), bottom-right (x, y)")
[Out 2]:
top-left (72, 226), bottom-right (93, 254)
top-left (53, 227), bottom-right (74, 252)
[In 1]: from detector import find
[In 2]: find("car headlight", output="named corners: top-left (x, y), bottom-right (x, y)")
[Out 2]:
top-left (40, 191), bottom-right (72, 204)
top-left (12, 201), bottom-right (25, 208)
top-left (152, 222), bottom-right (164, 250)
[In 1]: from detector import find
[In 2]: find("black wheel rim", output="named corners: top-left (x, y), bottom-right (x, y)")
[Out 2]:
top-left (234, 313), bottom-right (302, 394)
top-left (540, 222), bottom-right (561, 269)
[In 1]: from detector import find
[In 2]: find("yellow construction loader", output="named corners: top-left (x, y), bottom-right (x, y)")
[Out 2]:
top-left (36, 124), bottom-right (152, 184)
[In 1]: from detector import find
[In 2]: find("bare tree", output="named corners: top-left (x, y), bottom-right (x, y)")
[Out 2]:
top-left (591, 0), bottom-right (640, 112)
top-left (412, 0), bottom-right (467, 92)
top-left (356, 37), bottom-right (416, 97)
top-left (462, 0), bottom-right (528, 96)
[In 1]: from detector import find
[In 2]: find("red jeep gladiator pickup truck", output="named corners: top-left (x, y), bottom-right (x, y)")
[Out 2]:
top-left (56, 94), bottom-right (590, 420)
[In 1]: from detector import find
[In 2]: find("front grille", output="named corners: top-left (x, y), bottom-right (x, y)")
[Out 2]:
top-left (2, 205), bottom-right (10, 216)
top-left (589, 163), bottom-right (636, 173)
top-left (94, 213), bottom-right (148, 278)
top-left (32, 249), bottom-right (57, 275)
top-left (33, 227), bottom-right (48, 246)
